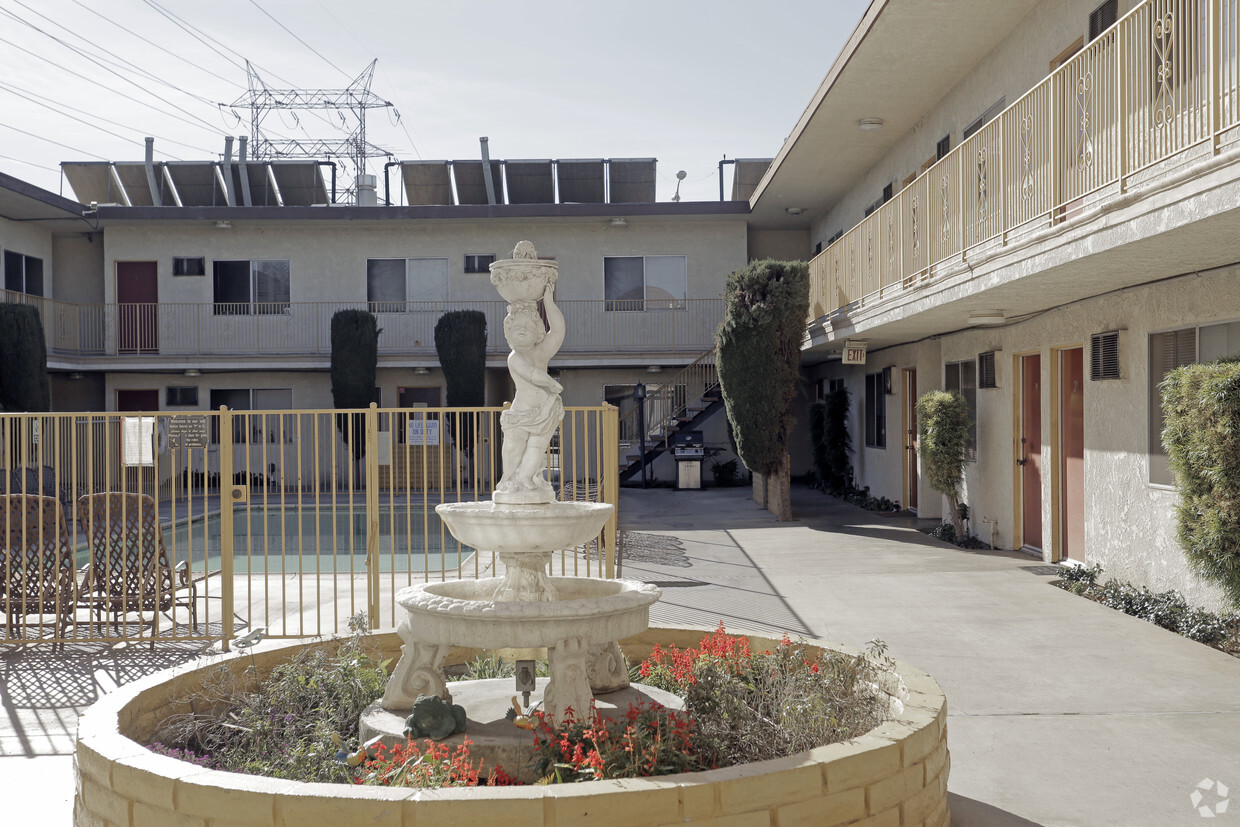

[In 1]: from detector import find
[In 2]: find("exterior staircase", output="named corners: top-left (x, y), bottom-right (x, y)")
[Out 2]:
top-left (618, 350), bottom-right (724, 482)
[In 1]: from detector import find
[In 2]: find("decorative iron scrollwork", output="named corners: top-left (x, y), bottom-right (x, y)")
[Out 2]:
top-left (1153, 11), bottom-right (1175, 129)
top-left (1021, 116), bottom-right (1035, 201)
top-left (1077, 70), bottom-right (1094, 171)
top-left (977, 147), bottom-right (988, 221)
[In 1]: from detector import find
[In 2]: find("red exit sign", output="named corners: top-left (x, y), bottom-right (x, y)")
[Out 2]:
top-left (842, 345), bottom-right (868, 365)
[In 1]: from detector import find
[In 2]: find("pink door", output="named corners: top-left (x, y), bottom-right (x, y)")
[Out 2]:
top-left (1020, 355), bottom-right (1043, 551)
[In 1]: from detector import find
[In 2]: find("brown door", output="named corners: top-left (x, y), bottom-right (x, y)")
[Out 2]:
top-left (116, 389), bottom-right (159, 412)
top-left (115, 389), bottom-right (160, 495)
top-left (117, 261), bottom-right (158, 353)
top-left (904, 369), bottom-right (919, 511)
top-left (1059, 349), bottom-right (1085, 562)
top-left (1020, 355), bottom-right (1043, 550)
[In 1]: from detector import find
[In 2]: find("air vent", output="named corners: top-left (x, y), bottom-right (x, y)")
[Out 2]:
top-left (1090, 331), bottom-right (1120, 380)
top-left (978, 351), bottom-right (998, 388)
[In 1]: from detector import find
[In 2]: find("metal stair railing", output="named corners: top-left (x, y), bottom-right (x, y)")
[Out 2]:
top-left (617, 349), bottom-right (719, 454)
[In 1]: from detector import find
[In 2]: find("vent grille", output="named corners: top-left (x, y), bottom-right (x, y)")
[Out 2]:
top-left (978, 351), bottom-right (997, 388)
top-left (1090, 331), bottom-right (1120, 380)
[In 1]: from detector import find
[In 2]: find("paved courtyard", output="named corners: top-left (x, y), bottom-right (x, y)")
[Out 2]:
top-left (4, 485), bottom-right (1239, 825)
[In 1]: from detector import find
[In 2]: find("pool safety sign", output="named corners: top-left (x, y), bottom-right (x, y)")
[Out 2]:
top-left (842, 340), bottom-right (868, 365)
top-left (407, 418), bottom-right (440, 446)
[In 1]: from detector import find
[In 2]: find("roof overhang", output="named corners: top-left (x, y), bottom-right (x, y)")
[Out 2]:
top-left (0, 171), bottom-right (87, 232)
top-left (749, 0), bottom-right (1043, 229)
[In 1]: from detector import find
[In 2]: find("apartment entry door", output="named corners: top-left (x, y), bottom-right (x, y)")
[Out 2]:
top-left (1018, 354), bottom-right (1043, 551)
top-left (903, 369), bottom-right (918, 512)
top-left (117, 261), bottom-right (158, 353)
top-left (1059, 348), bottom-right (1085, 562)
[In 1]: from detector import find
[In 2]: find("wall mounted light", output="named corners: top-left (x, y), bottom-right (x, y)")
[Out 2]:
top-left (414, 367), bottom-right (430, 375)
top-left (214, 220), bottom-right (232, 230)
top-left (609, 217), bottom-right (628, 228)
top-left (184, 369), bottom-right (201, 377)
top-left (785, 207), bottom-right (805, 215)
top-left (857, 118), bottom-right (884, 131)
top-left (646, 365), bottom-right (663, 373)
top-left (967, 310), bottom-right (1006, 326)
top-left (68, 372), bottom-right (84, 380)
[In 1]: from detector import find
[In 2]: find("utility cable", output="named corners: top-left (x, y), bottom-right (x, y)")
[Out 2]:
top-left (248, 0), bottom-right (351, 81)
top-left (0, 122), bottom-right (109, 161)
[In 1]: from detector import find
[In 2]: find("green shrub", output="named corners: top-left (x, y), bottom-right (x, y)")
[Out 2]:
top-left (150, 623), bottom-right (389, 782)
top-left (716, 260), bottom-right (810, 519)
top-left (809, 388), bottom-right (853, 493)
top-left (330, 309), bottom-right (379, 464)
top-left (916, 390), bottom-right (971, 537)
top-left (1160, 358), bottom-right (1240, 605)
top-left (0, 304), bottom-right (50, 412)
top-left (434, 310), bottom-right (487, 457)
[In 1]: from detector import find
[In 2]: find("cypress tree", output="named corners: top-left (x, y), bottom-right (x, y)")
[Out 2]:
top-left (330, 309), bottom-right (379, 467)
top-left (434, 310), bottom-right (487, 458)
top-left (0, 304), bottom-right (51, 412)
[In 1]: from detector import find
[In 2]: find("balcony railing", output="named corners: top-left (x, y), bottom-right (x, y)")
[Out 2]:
top-left (1, 292), bottom-right (723, 360)
top-left (808, 0), bottom-right (1240, 325)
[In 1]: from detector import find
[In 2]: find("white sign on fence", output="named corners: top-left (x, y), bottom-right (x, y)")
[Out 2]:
top-left (406, 418), bottom-right (440, 446)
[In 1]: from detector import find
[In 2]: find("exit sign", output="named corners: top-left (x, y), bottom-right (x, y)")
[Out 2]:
top-left (842, 342), bottom-right (868, 365)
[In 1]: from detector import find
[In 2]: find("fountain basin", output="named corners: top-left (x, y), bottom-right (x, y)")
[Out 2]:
top-left (434, 500), bottom-right (613, 555)
top-left (397, 576), bottom-right (660, 649)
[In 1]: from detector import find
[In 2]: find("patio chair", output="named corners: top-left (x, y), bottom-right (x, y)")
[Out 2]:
top-left (76, 492), bottom-right (199, 638)
top-left (0, 494), bottom-right (78, 650)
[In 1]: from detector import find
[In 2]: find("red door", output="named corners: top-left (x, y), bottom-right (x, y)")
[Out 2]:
top-left (117, 261), bottom-right (158, 353)
top-left (1060, 349), bottom-right (1085, 562)
top-left (904, 369), bottom-right (919, 511)
top-left (1020, 355), bottom-right (1043, 551)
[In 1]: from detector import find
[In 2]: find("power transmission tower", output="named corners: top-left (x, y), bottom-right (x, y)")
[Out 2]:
top-left (232, 59), bottom-right (393, 202)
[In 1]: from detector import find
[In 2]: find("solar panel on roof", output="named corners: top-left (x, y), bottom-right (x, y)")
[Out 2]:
top-left (504, 160), bottom-right (553, 204)
top-left (401, 161), bottom-right (453, 205)
top-left (555, 159), bottom-right (605, 204)
top-left (608, 158), bottom-right (657, 203)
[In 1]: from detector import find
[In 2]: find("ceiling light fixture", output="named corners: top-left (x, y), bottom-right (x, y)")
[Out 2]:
top-left (646, 365), bottom-right (663, 373)
top-left (785, 207), bottom-right (804, 215)
top-left (609, 217), bottom-right (628, 228)
top-left (967, 310), bottom-right (1006, 326)
top-left (184, 369), bottom-right (201, 376)
top-left (414, 367), bottom-right (430, 375)
top-left (856, 118), bottom-right (884, 131)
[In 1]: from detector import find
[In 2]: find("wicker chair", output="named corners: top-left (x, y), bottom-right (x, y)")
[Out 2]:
top-left (0, 494), bottom-right (78, 650)
top-left (76, 492), bottom-right (199, 638)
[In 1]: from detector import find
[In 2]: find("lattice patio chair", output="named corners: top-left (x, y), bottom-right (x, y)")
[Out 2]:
top-left (0, 494), bottom-right (79, 651)
top-left (76, 492), bottom-right (200, 639)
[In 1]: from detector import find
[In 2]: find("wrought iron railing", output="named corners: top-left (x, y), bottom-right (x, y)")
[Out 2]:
top-left (808, 0), bottom-right (1240, 323)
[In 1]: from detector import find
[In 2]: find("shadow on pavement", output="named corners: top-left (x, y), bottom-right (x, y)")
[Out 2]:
top-left (948, 793), bottom-right (1047, 826)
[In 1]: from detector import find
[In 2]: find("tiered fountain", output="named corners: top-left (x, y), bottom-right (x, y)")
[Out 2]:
top-left (362, 242), bottom-right (664, 772)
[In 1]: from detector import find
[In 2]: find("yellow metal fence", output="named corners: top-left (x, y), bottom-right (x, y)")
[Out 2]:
top-left (809, 0), bottom-right (1240, 322)
top-left (0, 404), bottom-right (618, 647)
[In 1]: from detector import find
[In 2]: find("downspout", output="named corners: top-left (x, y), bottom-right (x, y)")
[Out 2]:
top-left (384, 160), bottom-right (400, 206)
top-left (222, 136), bottom-right (236, 207)
top-left (718, 155), bottom-right (735, 202)
top-left (143, 137), bottom-right (162, 206)
top-left (237, 135), bottom-right (253, 207)
top-left (479, 136), bottom-right (497, 205)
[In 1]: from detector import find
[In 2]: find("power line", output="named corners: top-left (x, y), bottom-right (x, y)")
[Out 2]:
top-left (249, 0), bottom-right (351, 81)
top-left (0, 122), bottom-right (109, 161)
top-left (0, 34), bottom-right (222, 137)
top-left (0, 81), bottom-right (208, 158)
top-left (69, 0), bottom-right (240, 87)
top-left (4, 3), bottom-right (221, 109)
top-left (0, 153), bottom-right (59, 173)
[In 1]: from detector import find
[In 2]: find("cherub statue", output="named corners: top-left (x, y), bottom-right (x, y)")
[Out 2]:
top-left (495, 280), bottom-right (565, 503)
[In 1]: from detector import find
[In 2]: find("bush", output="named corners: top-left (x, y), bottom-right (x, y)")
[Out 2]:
top-left (1055, 565), bottom-right (1240, 649)
top-left (638, 625), bottom-right (895, 768)
top-left (716, 260), bottom-right (810, 520)
top-left (149, 622), bottom-right (389, 782)
top-left (810, 388), bottom-right (853, 493)
top-left (0, 304), bottom-right (51, 412)
top-left (330, 309), bottom-right (379, 464)
top-left (916, 390), bottom-right (971, 537)
top-left (1160, 358), bottom-right (1240, 605)
top-left (530, 702), bottom-right (699, 782)
top-left (839, 485), bottom-right (900, 512)
top-left (434, 310), bottom-right (487, 457)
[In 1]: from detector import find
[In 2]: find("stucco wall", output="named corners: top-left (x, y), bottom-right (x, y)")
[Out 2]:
top-left (0, 213), bottom-right (56, 295)
top-left (820, 264), bottom-right (1240, 611)
top-left (747, 228), bottom-right (812, 263)
top-left (53, 233), bottom-right (105, 303)
top-left (815, 0), bottom-right (1141, 247)
top-left (99, 219), bottom-right (747, 306)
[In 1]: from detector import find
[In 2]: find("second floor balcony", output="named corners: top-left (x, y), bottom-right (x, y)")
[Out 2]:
top-left (4, 291), bottom-right (723, 367)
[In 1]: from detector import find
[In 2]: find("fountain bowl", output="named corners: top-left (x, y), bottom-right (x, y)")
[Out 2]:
top-left (488, 257), bottom-right (558, 303)
top-left (435, 500), bottom-right (613, 556)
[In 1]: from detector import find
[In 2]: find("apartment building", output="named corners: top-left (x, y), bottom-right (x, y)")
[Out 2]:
top-left (753, 0), bottom-right (1240, 609)
top-left (1, 157), bottom-right (792, 483)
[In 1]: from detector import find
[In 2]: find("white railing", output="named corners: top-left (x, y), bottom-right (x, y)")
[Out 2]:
top-left (808, 0), bottom-right (1240, 323)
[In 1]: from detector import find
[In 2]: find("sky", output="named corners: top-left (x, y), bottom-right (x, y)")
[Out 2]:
top-left (0, 0), bottom-right (870, 204)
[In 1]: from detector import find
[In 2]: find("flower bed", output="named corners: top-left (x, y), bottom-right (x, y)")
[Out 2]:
top-left (74, 626), bottom-right (950, 827)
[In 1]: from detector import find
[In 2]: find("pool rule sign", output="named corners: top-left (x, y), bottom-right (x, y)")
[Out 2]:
top-left (166, 415), bottom-right (210, 448)
top-left (842, 340), bottom-right (868, 365)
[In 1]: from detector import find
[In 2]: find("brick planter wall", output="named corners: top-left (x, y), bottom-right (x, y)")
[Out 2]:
top-left (75, 626), bottom-right (949, 827)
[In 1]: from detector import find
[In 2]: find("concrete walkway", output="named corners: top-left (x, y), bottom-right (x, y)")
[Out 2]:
top-left (4, 485), bottom-right (1239, 825)
top-left (627, 485), bottom-right (1240, 827)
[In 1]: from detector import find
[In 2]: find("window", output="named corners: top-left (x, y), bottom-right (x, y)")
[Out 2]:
top-left (936, 135), bottom-right (952, 161)
top-left (212, 259), bottom-right (290, 315)
top-left (367, 259), bottom-right (406, 312)
top-left (1148, 321), bottom-right (1240, 485)
top-left (1088, 0), bottom-right (1118, 42)
top-left (3, 250), bottom-right (43, 296)
top-left (945, 360), bottom-right (978, 462)
top-left (882, 182), bottom-right (894, 204)
top-left (464, 254), bottom-right (495, 273)
top-left (209, 388), bottom-right (293, 443)
top-left (827, 229), bottom-right (844, 245)
top-left (864, 372), bottom-right (886, 448)
top-left (814, 241), bottom-right (823, 255)
top-left (603, 255), bottom-right (686, 311)
top-left (963, 98), bottom-right (1006, 141)
top-left (166, 386), bottom-right (199, 406)
top-left (173, 256), bottom-right (205, 276)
